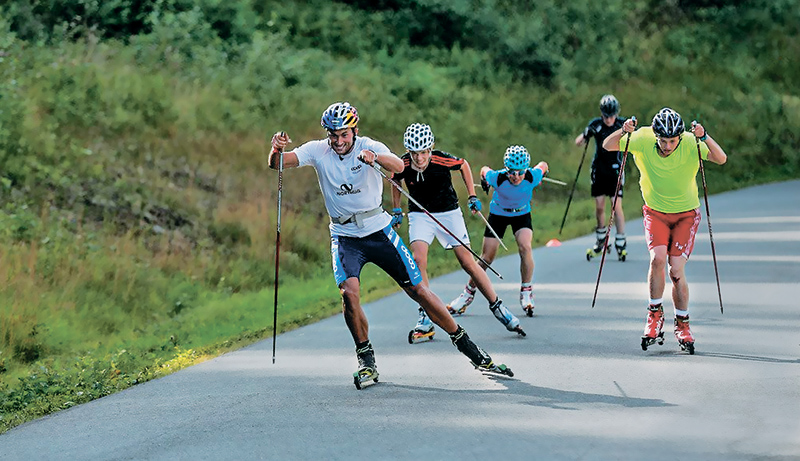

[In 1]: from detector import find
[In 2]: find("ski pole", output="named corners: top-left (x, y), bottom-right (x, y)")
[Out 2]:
top-left (592, 117), bottom-right (634, 308)
top-left (558, 141), bottom-right (590, 235)
top-left (272, 132), bottom-right (289, 364)
top-left (368, 161), bottom-right (504, 279)
top-left (542, 177), bottom-right (568, 186)
top-left (692, 121), bottom-right (724, 314)
top-left (476, 210), bottom-right (508, 251)
top-left (474, 177), bottom-right (566, 189)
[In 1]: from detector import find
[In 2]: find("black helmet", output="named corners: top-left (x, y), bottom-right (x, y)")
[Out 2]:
top-left (600, 94), bottom-right (620, 117)
top-left (651, 107), bottom-right (685, 138)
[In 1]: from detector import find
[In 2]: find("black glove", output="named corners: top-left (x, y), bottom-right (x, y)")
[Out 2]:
top-left (480, 178), bottom-right (490, 194)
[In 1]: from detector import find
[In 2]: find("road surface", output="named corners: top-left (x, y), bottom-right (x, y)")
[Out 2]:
top-left (2, 180), bottom-right (799, 460)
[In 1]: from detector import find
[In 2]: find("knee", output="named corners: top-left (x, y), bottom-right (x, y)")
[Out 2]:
top-left (405, 283), bottom-right (425, 300)
top-left (339, 284), bottom-right (359, 307)
top-left (651, 255), bottom-right (667, 270)
top-left (668, 266), bottom-right (685, 283)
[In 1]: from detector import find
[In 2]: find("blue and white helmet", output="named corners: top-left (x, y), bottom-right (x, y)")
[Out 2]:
top-left (503, 145), bottom-right (530, 170)
top-left (320, 102), bottom-right (359, 131)
top-left (403, 123), bottom-right (435, 151)
top-left (651, 107), bottom-right (684, 138)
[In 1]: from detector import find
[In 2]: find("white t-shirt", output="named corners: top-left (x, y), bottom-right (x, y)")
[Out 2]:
top-left (294, 136), bottom-right (393, 237)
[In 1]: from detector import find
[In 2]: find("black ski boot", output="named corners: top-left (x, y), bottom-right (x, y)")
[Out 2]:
top-left (450, 326), bottom-right (514, 377)
top-left (586, 227), bottom-right (610, 261)
top-left (353, 342), bottom-right (379, 390)
top-left (615, 234), bottom-right (627, 262)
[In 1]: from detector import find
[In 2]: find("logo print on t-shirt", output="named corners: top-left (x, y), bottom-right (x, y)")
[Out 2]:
top-left (336, 183), bottom-right (361, 196)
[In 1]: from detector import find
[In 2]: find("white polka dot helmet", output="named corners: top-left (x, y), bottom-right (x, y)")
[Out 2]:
top-left (403, 123), bottom-right (435, 151)
top-left (503, 145), bottom-right (530, 170)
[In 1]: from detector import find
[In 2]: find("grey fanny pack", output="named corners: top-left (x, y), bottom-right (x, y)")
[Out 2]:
top-left (330, 207), bottom-right (384, 228)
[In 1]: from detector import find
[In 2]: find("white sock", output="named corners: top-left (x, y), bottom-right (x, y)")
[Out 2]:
top-left (675, 309), bottom-right (689, 318)
top-left (649, 298), bottom-right (663, 306)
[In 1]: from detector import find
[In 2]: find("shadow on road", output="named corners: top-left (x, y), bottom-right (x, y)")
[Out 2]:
top-left (379, 380), bottom-right (674, 411)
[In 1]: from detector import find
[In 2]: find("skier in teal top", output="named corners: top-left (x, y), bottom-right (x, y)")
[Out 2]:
top-left (447, 145), bottom-right (549, 318)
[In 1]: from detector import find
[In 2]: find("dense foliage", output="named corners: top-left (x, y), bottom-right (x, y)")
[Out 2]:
top-left (1, 0), bottom-right (798, 431)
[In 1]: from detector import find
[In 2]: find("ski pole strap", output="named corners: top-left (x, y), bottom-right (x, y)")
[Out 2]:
top-left (330, 207), bottom-right (384, 227)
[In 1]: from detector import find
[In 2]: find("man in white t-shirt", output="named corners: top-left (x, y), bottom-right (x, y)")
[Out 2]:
top-left (269, 102), bottom-right (513, 386)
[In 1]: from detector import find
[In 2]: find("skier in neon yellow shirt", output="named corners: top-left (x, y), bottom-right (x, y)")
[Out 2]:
top-left (604, 108), bottom-right (727, 354)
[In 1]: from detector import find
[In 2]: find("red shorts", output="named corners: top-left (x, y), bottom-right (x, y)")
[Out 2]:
top-left (642, 205), bottom-right (701, 258)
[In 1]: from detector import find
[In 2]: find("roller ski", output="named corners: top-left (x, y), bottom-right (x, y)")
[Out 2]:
top-left (408, 307), bottom-right (435, 344)
top-left (449, 325), bottom-right (514, 378)
top-left (674, 315), bottom-right (696, 355)
top-left (641, 304), bottom-right (665, 351)
top-left (353, 343), bottom-right (379, 390)
top-left (447, 285), bottom-right (475, 315)
top-left (615, 234), bottom-right (627, 262)
top-left (490, 298), bottom-right (526, 337)
top-left (586, 228), bottom-right (611, 261)
top-left (520, 285), bottom-right (535, 317)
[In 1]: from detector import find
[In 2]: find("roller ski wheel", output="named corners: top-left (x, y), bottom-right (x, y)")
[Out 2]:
top-left (512, 326), bottom-right (527, 337)
top-left (353, 367), bottom-right (379, 390)
top-left (617, 248), bottom-right (627, 262)
top-left (523, 306), bottom-right (534, 317)
top-left (475, 362), bottom-right (514, 378)
top-left (585, 243), bottom-right (610, 261)
top-left (408, 329), bottom-right (435, 344)
top-left (679, 340), bottom-right (696, 355)
top-left (640, 332), bottom-right (665, 351)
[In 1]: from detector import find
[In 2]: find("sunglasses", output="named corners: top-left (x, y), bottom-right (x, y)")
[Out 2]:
top-left (508, 169), bottom-right (525, 176)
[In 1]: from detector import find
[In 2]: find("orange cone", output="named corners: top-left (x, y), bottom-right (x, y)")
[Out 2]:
top-left (546, 239), bottom-right (562, 247)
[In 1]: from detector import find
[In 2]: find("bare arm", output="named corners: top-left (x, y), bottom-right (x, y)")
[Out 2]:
top-left (391, 179), bottom-right (402, 209)
top-left (534, 161), bottom-right (549, 175)
top-left (603, 118), bottom-right (636, 151)
top-left (574, 133), bottom-right (587, 146)
top-left (692, 123), bottom-right (727, 165)
top-left (480, 166), bottom-right (492, 180)
top-left (268, 131), bottom-right (299, 169)
top-left (359, 149), bottom-right (405, 174)
top-left (459, 160), bottom-right (477, 197)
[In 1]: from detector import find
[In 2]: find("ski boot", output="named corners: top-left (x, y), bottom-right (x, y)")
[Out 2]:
top-left (615, 234), bottom-right (627, 262)
top-left (586, 228), bottom-right (611, 261)
top-left (520, 285), bottom-right (535, 317)
top-left (353, 343), bottom-right (379, 390)
top-left (640, 304), bottom-right (665, 351)
top-left (490, 298), bottom-right (526, 337)
top-left (408, 307), bottom-right (435, 344)
top-left (450, 325), bottom-right (514, 378)
top-left (447, 285), bottom-right (476, 315)
top-left (674, 315), bottom-right (695, 355)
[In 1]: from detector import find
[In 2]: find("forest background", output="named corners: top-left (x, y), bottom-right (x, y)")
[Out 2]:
top-left (0, 0), bottom-right (797, 432)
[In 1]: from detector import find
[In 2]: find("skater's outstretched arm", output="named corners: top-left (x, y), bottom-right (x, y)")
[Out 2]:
top-left (268, 131), bottom-right (299, 169)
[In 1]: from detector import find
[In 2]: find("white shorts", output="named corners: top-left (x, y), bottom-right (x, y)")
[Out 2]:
top-left (408, 209), bottom-right (470, 250)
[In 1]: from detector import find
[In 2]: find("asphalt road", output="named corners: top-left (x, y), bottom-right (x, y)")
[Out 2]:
top-left (2, 180), bottom-right (799, 460)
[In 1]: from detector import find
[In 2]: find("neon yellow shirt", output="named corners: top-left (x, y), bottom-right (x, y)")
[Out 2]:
top-left (627, 127), bottom-right (710, 213)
